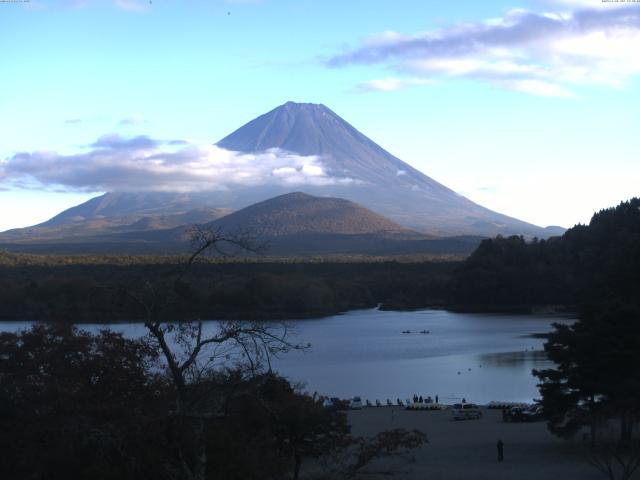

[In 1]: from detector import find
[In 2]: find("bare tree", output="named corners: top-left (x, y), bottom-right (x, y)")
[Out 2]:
top-left (316, 428), bottom-right (427, 480)
top-left (116, 226), bottom-right (425, 480)
top-left (588, 429), bottom-right (640, 480)
top-left (120, 226), bottom-right (301, 480)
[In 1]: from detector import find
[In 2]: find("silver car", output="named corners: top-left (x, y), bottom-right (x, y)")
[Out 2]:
top-left (452, 403), bottom-right (482, 420)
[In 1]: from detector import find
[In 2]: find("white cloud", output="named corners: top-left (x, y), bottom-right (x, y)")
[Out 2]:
top-left (0, 135), bottom-right (356, 193)
top-left (355, 77), bottom-right (433, 92)
top-left (543, 0), bottom-right (630, 9)
top-left (328, 4), bottom-right (640, 97)
top-left (301, 163), bottom-right (325, 176)
top-left (21, 0), bottom-right (153, 12)
top-left (499, 79), bottom-right (577, 97)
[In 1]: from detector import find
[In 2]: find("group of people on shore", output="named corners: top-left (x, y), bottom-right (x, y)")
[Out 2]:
top-left (412, 394), bottom-right (439, 404)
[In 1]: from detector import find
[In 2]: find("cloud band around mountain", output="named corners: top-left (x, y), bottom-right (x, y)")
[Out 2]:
top-left (0, 134), bottom-right (357, 193)
top-left (328, 5), bottom-right (640, 97)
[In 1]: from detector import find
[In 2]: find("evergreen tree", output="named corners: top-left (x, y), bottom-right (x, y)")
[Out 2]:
top-left (535, 303), bottom-right (640, 443)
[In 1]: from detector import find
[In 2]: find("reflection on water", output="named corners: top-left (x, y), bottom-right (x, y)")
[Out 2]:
top-left (0, 309), bottom-right (572, 404)
top-left (478, 350), bottom-right (549, 367)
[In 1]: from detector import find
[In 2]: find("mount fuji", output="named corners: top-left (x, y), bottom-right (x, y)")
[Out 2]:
top-left (0, 101), bottom-right (562, 250)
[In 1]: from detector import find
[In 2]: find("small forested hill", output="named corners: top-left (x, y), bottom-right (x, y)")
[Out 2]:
top-left (449, 198), bottom-right (640, 311)
top-left (208, 192), bottom-right (411, 237)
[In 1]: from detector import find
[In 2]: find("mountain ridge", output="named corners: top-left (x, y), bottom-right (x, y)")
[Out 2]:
top-left (0, 193), bottom-right (484, 256)
top-left (0, 101), bottom-right (563, 243)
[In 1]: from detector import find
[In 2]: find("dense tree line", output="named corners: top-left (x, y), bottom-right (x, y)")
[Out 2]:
top-left (0, 324), bottom-right (168, 479)
top-left (529, 200), bottom-right (640, 479)
top-left (535, 303), bottom-right (640, 441)
top-left (449, 198), bottom-right (640, 312)
top-left (448, 198), bottom-right (640, 475)
top-left (0, 323), bottom-right (426, 480)
top-left (448, 234), bottom-right (576, 310)
top-left (0, 231), bottom-right (428, 479)
top-left (0, 259), bottom-right (455, 322)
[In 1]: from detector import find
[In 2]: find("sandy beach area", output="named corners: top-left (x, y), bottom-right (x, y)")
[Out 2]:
top-left (347, 407), bottom-right (603, 480)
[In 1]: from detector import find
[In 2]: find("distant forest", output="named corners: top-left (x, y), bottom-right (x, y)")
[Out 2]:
top-left (449, 198), bottom-right (640, 313)
top-left (0, 254), bottom-right (456, 322)
top-left (1, 198), bottom-right (638, 322)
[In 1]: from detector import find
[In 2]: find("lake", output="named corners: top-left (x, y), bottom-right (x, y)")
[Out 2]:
top-left (0, 308), bottom-right (571, 404)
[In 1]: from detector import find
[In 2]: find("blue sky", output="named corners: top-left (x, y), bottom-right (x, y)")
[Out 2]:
top-left (1, 0), bottom-right (639, 231)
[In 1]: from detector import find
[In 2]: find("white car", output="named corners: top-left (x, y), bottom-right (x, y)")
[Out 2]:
top-left (349, 396), bottom-right (363, 409)
top-left (451, 403), bottom-right (482, 420)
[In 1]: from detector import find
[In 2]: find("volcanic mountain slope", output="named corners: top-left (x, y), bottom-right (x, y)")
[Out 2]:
top-left (0, 207), bottom-right (229, 242)
top-left (215, 102), bottom-right (556, 237)
top-left (18, 192), bottom-right (480, 256)
top-left (217, 102), bottom-right (432, 190)
top-left (1, 101), bottom-right (562, 242)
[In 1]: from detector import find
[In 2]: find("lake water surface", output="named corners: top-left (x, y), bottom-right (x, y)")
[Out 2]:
top-left (1, 308), bottom-right (571, 404)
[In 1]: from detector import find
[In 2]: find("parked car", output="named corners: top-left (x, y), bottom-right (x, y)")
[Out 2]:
top-left (323, 397), bottom-right (348, 410)
top-left (322, 397), bottom-right (336, 408)
top-left (520, 405), bottom-right (544, 422)
top-left (504, 406), bottom-right (526, 422)
top-left (349, 396), bottom-right (363, 409)
top-left (504, 405), bottom-right (543, 422)
top-left (452, 403), bottom-right (482, 420)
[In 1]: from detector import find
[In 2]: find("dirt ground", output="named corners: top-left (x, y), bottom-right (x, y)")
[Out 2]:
top-left (347, 407), bottom-right (605, 480)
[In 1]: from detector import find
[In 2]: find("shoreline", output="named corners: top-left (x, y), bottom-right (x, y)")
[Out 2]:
top-left (344, 407), bottom-right (599, 480)
top-left (0, 304), bottom-right (577, 324)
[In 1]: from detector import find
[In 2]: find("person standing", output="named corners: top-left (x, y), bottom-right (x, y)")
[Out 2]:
top-left (497, 439), bottom-right (504, 462)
